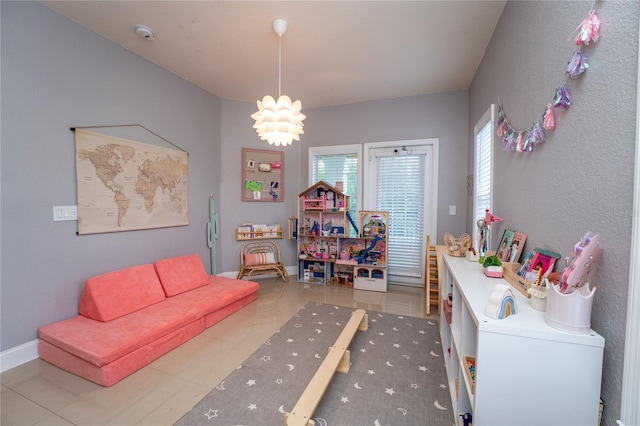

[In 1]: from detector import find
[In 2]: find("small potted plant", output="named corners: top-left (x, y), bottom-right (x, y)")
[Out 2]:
top-left (482, 255), bottom-right (503, 278)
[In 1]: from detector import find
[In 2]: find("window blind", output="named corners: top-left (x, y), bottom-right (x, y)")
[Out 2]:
top-left (375, 154), bottom-right (425, 278)
top-left (311, 153), bottom-right (358, 212)
top-left (474, 109), bottom-right (494, 225)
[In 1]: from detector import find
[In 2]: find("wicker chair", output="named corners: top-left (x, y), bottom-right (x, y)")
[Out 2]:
top-left (237, 241), bottom-right (289, 282)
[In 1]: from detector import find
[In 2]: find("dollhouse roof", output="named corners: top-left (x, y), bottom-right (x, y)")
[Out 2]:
top-left (298, 181), bottom-right (348, 198)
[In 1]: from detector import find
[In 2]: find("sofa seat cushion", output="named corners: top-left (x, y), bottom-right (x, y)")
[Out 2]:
top-left (155, 254), bottom-right (210, 297)
top-left (79, 264), bottom-right (166, 322)
top-left (168, 276), bottom-right (259, 319)
top-left (39, 299), bottom-right (203, 367)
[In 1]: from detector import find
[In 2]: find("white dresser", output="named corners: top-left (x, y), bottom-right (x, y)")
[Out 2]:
top-left (439, 255), bottom-right (604, 425)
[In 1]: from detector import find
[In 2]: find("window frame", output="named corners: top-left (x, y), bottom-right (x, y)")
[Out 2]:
top-left (473, 105), bottom-right (496, 248)
top-left (308, 144), bottom-right (362, 213)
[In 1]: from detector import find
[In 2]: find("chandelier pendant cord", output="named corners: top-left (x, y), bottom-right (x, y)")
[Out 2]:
top-left (278, 34), bottom-right (282, 98)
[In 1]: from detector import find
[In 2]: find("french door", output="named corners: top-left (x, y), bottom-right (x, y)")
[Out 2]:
top-left (363, 139), bottom-right (438, 286)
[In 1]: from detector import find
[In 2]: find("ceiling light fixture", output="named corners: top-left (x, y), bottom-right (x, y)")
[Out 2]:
top-left (251, 18), bottom-right (305, 147)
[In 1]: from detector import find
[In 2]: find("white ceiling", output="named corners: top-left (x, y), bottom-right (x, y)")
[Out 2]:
top-left (42, 1), bottom-right (506, 109)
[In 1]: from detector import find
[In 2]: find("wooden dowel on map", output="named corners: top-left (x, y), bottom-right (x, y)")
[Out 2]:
top-left (284, 309), bottom-right (368, 426)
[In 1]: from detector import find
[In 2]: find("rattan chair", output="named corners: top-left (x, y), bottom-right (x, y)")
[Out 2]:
top-left (237, 241), bottom-right (289, 282)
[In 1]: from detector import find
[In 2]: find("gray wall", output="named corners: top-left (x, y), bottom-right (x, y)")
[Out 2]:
top-left (469, 2), bottom-right (639, 423)
top-left (218, 98), bottom-right (301, 273)
top-left (299, 91), bottom-right (470, 244)
top-left (1, 2), bottom-right (222, 350)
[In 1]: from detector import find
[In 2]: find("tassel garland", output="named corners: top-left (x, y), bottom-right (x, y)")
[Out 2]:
top-left (497, 9), bottom-right (599, 154)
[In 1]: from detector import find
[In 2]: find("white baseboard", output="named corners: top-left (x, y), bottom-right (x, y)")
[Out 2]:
top-left (0, 339), bottom-right (39, 373)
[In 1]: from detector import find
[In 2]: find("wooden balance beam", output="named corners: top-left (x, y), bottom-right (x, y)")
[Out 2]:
top-left (284, 308), bottom-right (368, 426)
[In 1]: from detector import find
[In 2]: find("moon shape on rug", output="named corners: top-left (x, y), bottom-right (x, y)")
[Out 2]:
top-left (313, 418), bottom-right (328, 426)
top-left (434, 400), bottom-right (447, 410)
top-left (315, 353), bottom-right (321, 359)
top-left (369, 340), bottom-right (376, 345)
top-left (278, 405), bottom-right (286, 414)
top-left (393, 327), bottom-right (399, 331)
top-left (430, 351), bottom-right (440, 357)
top-left (287, 364), bottom-right (295, 371)
top-left (354, 382), bottom-right (363, 390)
top-left (216, 381), bottom-right (226, 391)
top-left (428, 320), bottom-right (436, 325)
top-left (374, 420), bottom-right (382, 426)
top-left (386, 361), bottom-right (394, 367)
top-left (397, 407), bottom-right (407, 415)
top-left (315, 329), bottom-right (322, 334)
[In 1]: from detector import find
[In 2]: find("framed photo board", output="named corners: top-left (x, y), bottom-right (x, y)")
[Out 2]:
top-left (497, 230), bottom-right (527, 263)
top-left (242, 148), bottom-right (284, 202)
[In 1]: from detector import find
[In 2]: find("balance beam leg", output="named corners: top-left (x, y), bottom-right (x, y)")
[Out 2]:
top-left (285, 309), bottom-right (367, 426)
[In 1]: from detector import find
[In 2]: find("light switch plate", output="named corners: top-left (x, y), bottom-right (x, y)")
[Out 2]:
top-left (53, 206), bottom-right (77, 221)
top-left (449, 205), bottom-right (456, 215)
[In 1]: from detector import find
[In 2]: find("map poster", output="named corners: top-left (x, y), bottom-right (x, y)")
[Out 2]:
top-left (75, 129), bottom-right (188, 235)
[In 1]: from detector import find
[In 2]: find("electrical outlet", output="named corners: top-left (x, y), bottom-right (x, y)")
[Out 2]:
top-left (449, 205), bottom-right (456, 215)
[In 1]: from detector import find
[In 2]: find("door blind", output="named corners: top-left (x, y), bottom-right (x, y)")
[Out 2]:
top-left (375, 154), bottom-right (426, 278)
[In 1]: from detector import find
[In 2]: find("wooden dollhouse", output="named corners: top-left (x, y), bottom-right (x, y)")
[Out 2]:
top-left (297, 181), bottom-right (388, 292)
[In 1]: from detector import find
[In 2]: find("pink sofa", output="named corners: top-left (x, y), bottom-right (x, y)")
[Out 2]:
top-left (38, 254), bottom-right (259, 386)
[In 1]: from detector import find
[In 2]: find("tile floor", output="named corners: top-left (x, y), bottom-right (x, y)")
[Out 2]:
top-left (1, 278), bottom-right (435, 425)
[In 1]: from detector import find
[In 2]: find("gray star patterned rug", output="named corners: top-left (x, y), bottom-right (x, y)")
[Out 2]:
top-left (176, 302), bottom-right (454, 426)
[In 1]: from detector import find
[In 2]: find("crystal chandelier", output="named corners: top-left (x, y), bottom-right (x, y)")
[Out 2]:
top-left (251, 18), bottom-right (305, 147)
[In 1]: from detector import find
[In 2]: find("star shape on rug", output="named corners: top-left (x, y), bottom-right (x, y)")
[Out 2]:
top-left (246, 379), bottom-right (256, 386)
top-left (261, 355), bottom-right (271, 362)
top-left (379, 332), bottom-right (385, 336)
top-left (393, 343), bottom-right (401, 348)
top-left (412, 340), bottom-right (419, 345)
top-left (317, 321), bottom-right (323, 324)
top-left (287, 338), bottom-right (294, 343)
top-left (419, 365), bottom-right (428, 372)
top-left (360, 348), bottom-right (366, 353)
top-left (312, 312), bottom-right (318, 316)
top-left (204, 409), bottom-right (218, 419)
top-left (398, 316), bottom-right (404, 319)
top-left (276, 378), bottom-right (283, 384)
top-left (248, 403), bottom-right (257, 411)
top-left (368, 369), bottom-right (376, 375)
top-left (341, 396), bottom-right (349, 403)
top-left (419, 330), bottom-right (426, 334)
top-left (385, 388), bottom-right (396, 395)
top-left (294, 323), bottom-right (302, 328)
top-left (308, 337), bottom-right (315, 342)
top-left (292, 352), bottom-right (299, 357)
top-left (440, 383), bottom-right (447, 389)
top-left (411, 383), bottom-right (419, 389)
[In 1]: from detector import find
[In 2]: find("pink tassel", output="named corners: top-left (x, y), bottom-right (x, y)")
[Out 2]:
top-left (496, 119), bottom-right (507, 137)
top-left (571, 10), bottom-right (601, 46)
top-left (543, 104), bottom-right (556, 130)
top-left (515, 132), bottom-right (524, 152)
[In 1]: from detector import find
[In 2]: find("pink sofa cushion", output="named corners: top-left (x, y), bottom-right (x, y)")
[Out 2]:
top-left (154, 254), bottom-right (209, 297)
top-left (79, 264), bottom-right (166, 322)
top-left (40, 299), bottom-right (203, 367)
